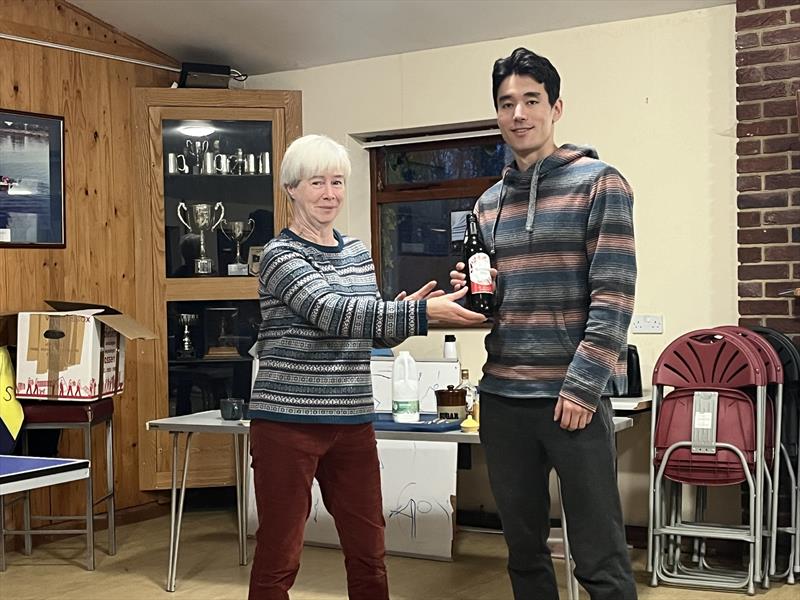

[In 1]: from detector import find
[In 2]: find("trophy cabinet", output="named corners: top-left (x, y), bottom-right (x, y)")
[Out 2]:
top-left (132, 89), bottom-right (301, 490)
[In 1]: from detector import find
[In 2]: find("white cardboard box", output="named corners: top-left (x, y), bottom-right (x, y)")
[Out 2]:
top-left (15, 300), bottom-right (156, 401)
top-left (248, 439), bottom-right (459, 560)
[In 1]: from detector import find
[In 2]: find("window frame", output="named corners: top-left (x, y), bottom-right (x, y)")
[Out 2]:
top-left (368, 134), bottom-right (504, 326)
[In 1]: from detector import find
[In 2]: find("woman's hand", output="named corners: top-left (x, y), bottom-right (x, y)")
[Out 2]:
top-left (449, 262), bottom-right (497, 291)
top-left (395, 280), bottom-right (446, 301)
top-left (426, 287), bottom-right (486, 326)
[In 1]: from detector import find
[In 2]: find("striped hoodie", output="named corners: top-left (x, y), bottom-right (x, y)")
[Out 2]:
top-left (476, 144), bottom-right (636, 411)
top-left (249, 229), bottom-right (428, 424)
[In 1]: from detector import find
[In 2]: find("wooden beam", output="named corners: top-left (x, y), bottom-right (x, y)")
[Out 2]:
top-left (0, 18), bottom-right (179, 68)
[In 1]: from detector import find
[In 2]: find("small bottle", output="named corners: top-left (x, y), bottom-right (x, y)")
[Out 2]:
top-left (463, 213), bottom-right (494, 316)
top-left (443, 334), bottom-right (458, 360)
top-left (471, 383), bottom-right (480, 424)
top-left (392, 351), bottom-right (419, 423)
top-left (456, 368), bottom-right (476, 414)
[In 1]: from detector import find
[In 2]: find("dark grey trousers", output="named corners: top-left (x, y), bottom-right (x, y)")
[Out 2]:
top-left (480, 392), bottom-right (637, 600)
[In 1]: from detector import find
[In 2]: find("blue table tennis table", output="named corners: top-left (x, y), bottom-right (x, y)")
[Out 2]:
top-left (0, 455), bottom-right (90, 571)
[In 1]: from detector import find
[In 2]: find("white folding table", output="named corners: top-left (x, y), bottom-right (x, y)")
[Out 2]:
top-left (147, 410), bottom-right (633, 593)
top-left (0, 455), bottom-right (90, 571)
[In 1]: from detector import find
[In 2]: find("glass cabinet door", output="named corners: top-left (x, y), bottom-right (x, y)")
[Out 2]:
top-left (167, 299), bottom-right (259, 416)
top-left (162, 118), bottom-right (275, 278)
top-left (133, 88), bottom-right (300, 490)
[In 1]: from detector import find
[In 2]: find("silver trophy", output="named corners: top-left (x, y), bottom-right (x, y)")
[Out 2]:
top-left (220, 219), bottom-right (255, 276)
top-left (177, 313), bottom-right (198, 359)
top-left (177, 201), bottom-right (225, 275)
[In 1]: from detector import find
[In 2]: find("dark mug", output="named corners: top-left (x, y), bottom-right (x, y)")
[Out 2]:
top-left (220, 397), bottom-right (244, 420)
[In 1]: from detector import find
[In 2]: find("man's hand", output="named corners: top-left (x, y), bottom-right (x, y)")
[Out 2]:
top-left (554, 395), bottom-right (593, 431)
top-left (449, 262), bottom-right (498, 291)
top-left (395, 280), bottom-right (446, 301)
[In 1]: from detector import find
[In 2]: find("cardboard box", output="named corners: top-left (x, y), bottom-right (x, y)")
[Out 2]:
top-left (15, 301), bottom-right (157, 402)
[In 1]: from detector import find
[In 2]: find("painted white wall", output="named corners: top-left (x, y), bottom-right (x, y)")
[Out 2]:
top-left (249, 5), bottom-right (738, 526)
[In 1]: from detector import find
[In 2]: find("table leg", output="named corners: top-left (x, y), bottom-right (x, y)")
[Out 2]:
top-left (1, 494), bottom-right (5, 572)
top-left (233, 433), bottom-right (250, 566)
top-left (22, 490), bottom-right (31, 555)
top-left (106, 417), bottom-right (116, 556)
top-left (234, 433), bottom-right (244, 566)
top-left (166, 433), bottom-right (177, 589)
top-left (22, 435), bottom-right (31, 555)
top-left (242, 433), bottom-right (250, 565)
top-left (243, 433), bottom-right (249, 565)
top-left (84, 422), bottom-right (95, 571)
top-left (166, 431), bottom-right (194, 592)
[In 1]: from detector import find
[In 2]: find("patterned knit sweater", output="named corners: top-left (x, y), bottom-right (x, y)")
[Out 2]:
top-left (249, 228), bottom-right (428, 424)
top-left (475, 144), bottom-right (636, 411)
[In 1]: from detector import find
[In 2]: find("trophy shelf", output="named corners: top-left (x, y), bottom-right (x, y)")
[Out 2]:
top-left (165, 277), bottom-right (259, 301)
top-left (169, 357), bottom-right (252, 364)
top-left (165, 173), bottom-right (271, 178)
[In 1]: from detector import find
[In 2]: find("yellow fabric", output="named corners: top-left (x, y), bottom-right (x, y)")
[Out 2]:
top-left (0, 346), bottom-right (23, 439)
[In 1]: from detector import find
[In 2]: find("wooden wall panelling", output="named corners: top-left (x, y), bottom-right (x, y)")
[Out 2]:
top-left (0, 36), bottom-right (56, 534)
top-left (0, 40), bottom-right (49, 310)
top-left (50, 49), bottom-right (102, 520)
top-left (0, 1), bottom-right (179, 66)
top-left (111, 64), bottom-right (167, 509)
top-left (1, 0), bottom-right (179, 534)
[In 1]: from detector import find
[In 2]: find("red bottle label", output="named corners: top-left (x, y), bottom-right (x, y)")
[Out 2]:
top-left (468, 253), bottom-right (493, 294)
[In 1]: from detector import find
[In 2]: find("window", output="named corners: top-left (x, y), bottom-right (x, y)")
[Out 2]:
top-left (369, 135), bottom-right (507, 304)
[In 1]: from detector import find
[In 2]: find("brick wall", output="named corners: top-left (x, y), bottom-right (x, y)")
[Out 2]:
top-left (736, 0), bottom-right (800, 345)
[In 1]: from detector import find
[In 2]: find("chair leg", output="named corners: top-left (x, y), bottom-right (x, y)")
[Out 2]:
top-left (1, 494), bottom-right (6, 572)
top-left (21, 432), bottom-right (32, 554)
top-left (84, 423), bottom-right (95, 571)
top-left (557, 477), bottom-right (579, 599)
top-left (106, 417), bottom-right (116, 555)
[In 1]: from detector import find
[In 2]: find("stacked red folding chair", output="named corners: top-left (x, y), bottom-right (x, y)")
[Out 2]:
top-left (647, 327), bottom-right (787, 595)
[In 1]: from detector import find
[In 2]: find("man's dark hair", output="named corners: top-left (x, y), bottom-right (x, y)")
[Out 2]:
top-left (492, 47), bottom-right (561, 109)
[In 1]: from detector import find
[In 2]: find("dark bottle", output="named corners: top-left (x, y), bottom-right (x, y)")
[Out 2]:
top-left (462, 213), bottom-right (494, 316)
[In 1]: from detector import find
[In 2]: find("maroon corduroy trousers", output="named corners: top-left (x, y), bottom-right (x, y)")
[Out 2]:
top-left (248, 419), bottom-right (389, 600)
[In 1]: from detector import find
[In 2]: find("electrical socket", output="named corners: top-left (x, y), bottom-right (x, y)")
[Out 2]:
top-left (631, 314), bottom-right (663, 334)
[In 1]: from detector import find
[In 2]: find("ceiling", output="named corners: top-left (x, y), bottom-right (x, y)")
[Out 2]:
top-left (71, 0), bottom-right (734, 76)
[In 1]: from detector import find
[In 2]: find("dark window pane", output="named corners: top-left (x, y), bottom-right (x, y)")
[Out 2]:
top-left (383, 141), bottom-right (506, 185)
top-left (379, 198), bottom-right (476, 299)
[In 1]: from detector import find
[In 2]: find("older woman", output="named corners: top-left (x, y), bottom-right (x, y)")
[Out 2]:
top-left (248, 134), bottom-right (484, 600)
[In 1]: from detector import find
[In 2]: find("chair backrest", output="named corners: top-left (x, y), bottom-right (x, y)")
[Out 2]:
top-left (654, 387), bottom-right (756, 485)
top-left (749, 326), bottom-right (800, 382)
top-left (716, 325), bottom-right (783, 385)
top-left (652, 328), bottom-right (766, 388)
top-left (750, 326), bottom-right (800, 459)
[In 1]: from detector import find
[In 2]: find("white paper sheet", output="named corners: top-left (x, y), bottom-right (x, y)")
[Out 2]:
top-left (247, 439), bottom-right (459, 560)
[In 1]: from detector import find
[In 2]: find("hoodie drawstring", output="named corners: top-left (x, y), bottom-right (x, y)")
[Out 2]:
top-left (489, 173), bottom-right (508, 255)
top-left (525, 160), bottom-right (543, 232)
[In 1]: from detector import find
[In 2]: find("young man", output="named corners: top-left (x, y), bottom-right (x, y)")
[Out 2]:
top-left (452, 47), bottom-right (637, 599)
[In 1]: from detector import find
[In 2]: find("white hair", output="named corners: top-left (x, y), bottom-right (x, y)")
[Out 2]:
top-left (280, 134), bottom-right (352, 189)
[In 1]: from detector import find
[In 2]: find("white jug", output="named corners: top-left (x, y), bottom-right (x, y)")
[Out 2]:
top-left (392, 351), bottom-right (419, 423)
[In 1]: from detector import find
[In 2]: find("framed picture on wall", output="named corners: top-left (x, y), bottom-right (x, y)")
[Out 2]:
top-left (0, 109), bottom-right (65, 247)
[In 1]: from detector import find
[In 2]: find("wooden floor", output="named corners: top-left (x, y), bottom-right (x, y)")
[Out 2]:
top-left (1, 508), bottom-right (797, 599)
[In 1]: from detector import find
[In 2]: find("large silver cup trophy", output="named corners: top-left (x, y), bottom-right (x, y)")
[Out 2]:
top-left (220, 218), bottom-right (255, 276)
top-left (177, 201), bottom-right (225, 275)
